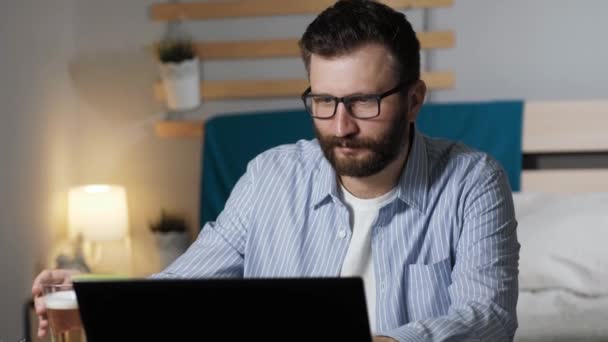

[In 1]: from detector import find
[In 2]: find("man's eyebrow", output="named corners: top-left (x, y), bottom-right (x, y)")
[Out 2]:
top-left (346, 92), bottom-right (377, 97)
top-left (309, 92), bottom-right (335, 97)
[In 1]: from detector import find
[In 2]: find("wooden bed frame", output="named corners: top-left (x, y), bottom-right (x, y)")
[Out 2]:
top-left (521, 100), bottom-right (608, 192)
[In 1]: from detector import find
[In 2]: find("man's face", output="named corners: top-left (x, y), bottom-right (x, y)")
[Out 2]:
top-left (309, 43), bottom-right (410, 178)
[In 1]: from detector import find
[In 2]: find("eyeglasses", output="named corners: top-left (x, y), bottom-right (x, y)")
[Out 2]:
top-left (301, 83), bottom-right (406, 119)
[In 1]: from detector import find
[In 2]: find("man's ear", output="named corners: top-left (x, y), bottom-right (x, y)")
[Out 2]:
top-left (407, 80), bottom-right (427, 123)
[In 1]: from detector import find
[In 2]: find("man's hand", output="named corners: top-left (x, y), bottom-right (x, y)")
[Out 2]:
top-left (31, 269), bottom-right (81, 337)
top-left (373, 336), bottom-right (397, 342)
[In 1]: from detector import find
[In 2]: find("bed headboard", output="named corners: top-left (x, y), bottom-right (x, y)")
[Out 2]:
top-left (159, 100), bottom-right (608, 191)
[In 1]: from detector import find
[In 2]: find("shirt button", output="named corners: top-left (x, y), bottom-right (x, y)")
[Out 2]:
top-left (338, 230), bottom-right (347, 239)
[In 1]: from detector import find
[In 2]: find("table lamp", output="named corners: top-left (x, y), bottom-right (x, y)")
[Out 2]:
top-left (65, 184), bottom-right (130, 272)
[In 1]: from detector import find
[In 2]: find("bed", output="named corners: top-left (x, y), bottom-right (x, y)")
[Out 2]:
top-left (514, 192), bottom-right (608, 342)
top-left (190, 101), bottom-right (608, 342)
top-left (512, 101), bottom-right (608, 341)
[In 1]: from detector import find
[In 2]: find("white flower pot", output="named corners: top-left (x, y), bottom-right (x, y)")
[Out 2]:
top-left (159, 57), bottom-right (201, 111)
top-left (154, 232), bottom-right (191, 269)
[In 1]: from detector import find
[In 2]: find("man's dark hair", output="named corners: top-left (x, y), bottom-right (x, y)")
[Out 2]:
top-left (299, 0), bottom-right (420, 86)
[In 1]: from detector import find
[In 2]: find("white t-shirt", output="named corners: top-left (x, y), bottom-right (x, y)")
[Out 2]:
top-left (338, 185), bottom-right (397, 334)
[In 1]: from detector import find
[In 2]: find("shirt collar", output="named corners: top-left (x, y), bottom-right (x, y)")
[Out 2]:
top-left (310, 144), bottom-right (338, 207)
top-left (310, 127), bottom-right (429, 212)
top-left (395, 127), bottom-right (429, 213)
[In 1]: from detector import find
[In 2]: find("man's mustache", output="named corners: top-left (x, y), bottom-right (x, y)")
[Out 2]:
top-left (322, 136), bottom-right (376, 149)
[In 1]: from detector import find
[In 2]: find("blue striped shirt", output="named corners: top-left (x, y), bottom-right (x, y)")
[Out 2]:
top-left (154, 128), bottom-right (520, 341)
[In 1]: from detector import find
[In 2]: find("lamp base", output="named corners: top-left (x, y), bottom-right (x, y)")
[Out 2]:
top-left (55, 253), bottom-right (91, 273)
top-left (82, 236), bottom-right (133, 275)
top-left (49, 234), bottom-right (133, 275)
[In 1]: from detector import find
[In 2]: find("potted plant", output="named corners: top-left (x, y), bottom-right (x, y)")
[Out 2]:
top-left (149, 210), bottom-right (191, 269)
top-left (155, 34), bottom-right (201, 111)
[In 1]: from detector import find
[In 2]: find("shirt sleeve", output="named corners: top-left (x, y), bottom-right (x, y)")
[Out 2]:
top-left (382, 169), bottom-right (520, 342)
top-left (150, 160), bottom-right (258, 279)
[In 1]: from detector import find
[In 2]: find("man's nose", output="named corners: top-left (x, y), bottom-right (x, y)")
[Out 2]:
top-left (333, 102), bottom-right (359, 138)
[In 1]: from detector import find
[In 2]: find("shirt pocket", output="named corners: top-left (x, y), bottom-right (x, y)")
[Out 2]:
top-left (405, 257), bottom-right (452, 321)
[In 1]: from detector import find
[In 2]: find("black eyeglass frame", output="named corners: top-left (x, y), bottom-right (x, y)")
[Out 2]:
top-left (301, 82), bottom-right (408, 119)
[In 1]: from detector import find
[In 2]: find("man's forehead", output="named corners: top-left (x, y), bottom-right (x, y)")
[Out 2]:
top-left (308, 45), bottom-right (399, 94)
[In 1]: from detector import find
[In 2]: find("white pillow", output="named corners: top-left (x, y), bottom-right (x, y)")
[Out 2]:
top-left (513, 192), bottom-right (608, 295)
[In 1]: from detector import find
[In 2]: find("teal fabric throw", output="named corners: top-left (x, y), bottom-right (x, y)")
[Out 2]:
top-left (416, 101), bottom-right (524, 192)
top-left (200, 109), bottom-right (314, 226)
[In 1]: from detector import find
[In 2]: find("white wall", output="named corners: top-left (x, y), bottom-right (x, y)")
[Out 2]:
top-left (0, 0), bottom-right (77, 340)
top-left (430, 0), bottom-right (608, 102)
top-left (67, 0), bottom-right (202, 276)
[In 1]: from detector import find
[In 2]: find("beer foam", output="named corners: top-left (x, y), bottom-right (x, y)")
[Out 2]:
top-left (45, 290), bottom-right (78, 310)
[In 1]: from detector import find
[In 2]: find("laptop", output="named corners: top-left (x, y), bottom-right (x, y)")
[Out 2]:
top-left (73, 277), bottom-right (372, 342)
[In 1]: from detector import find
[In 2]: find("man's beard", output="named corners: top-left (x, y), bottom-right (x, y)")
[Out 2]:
top-left (314, 114), bottom-right (409, 178)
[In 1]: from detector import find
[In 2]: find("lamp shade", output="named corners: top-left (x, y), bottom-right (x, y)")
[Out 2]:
top-left (68, 185), bottom-right (129, 241)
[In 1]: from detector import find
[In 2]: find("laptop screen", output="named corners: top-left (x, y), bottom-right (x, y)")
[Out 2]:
top-left (73, 277), bottom-right (371, 342)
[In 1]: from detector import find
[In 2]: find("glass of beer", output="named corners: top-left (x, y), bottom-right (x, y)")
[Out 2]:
top-left (43, 283), bottom-right (86, 342)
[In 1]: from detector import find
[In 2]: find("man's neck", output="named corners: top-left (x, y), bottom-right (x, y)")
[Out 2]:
top-left (339, 128), bottom-right (412, 199)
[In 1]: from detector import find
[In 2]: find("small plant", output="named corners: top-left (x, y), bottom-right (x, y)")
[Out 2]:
top-left (155, 29), bottom-right (201, 111)
top-left (156, 37), bottom-right (196, 64)
top-left (149, 210), bottom-right (188, 234)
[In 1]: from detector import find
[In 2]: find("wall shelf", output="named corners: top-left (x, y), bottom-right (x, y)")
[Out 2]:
top-left (155, 120), bottom-right (204, 138)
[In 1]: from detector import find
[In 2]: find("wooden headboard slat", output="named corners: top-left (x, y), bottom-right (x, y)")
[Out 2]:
top-left (523, 100), bottom-right (608, 153)
top-left (194, 31), bottom-right (455, 60)
top-left (150, 0), bottom-right (454, 21)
